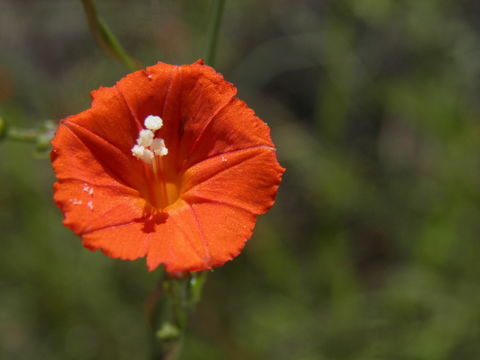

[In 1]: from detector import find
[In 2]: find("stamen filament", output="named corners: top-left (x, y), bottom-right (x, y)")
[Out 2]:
top-left (155, 156), bottom-right (170, 207)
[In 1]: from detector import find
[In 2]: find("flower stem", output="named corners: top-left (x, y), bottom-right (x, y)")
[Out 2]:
top-left (147, 271), bottom-right (208, 360)
top-left (0, 117), bottom-right (56, 154)
top-left (6, 127), bottom-right (38, 143)
top-left (80, 0), bottom-right (141, 71)
top-left (205, 0), bottom-right (226, 66)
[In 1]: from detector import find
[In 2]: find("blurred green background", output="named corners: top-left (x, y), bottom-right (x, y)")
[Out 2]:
top-left (2, 0), bottom-right (480, 359)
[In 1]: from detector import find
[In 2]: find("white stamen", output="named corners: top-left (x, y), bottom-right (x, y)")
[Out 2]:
top-left (87, 201), bottom-right (94, 210)
top-left (137, 129), bottom-right (154, 147)
top-left (131, 145), bottom-right (153, 163)
top-left (144, 115), bottom-right (163, 131)
top-left (141, 149), bottom-right (154, 163)
top-left (131, 117), bottom-right (168, 164)
top-left (151, 138), bottom-right (168, 156)
top-left (131, 144), bottom-right (145, 158)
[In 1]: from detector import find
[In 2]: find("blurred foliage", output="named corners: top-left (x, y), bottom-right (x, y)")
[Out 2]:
top-left (2, 0), bottom-right (480, 359)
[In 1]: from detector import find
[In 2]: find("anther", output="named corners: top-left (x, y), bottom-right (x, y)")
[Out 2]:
top-left (131, 144), bottom-right (154, 164)
top-left (144, 115), bottom-right (163, 131)
top-left (137, 129), bottom-right (154, 147)
top-left (131, 115), bottom-right (168, 165)
top-left (151, 138), bottom-right (168, 156)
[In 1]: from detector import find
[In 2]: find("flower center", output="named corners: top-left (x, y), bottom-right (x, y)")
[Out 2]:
top-left (131, 115), bottom-right (178, 210)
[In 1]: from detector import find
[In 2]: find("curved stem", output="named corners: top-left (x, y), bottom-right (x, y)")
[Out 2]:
top-left (81, 0), bottom-right (141, 71)
top-left (205, 0), bottom-right (226, 66)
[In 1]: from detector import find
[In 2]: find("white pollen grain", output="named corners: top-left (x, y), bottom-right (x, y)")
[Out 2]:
top-left (82, 184), bottom-right (94, 195)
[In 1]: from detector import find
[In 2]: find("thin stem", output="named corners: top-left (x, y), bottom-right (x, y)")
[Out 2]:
top-left (7, 127), bottom-right (39, 143)
top-left (147, 272), bottom-right (208, 360)
top-left (0, 117), bottom-right (55, 156)
top-left (0, 116), bottom-right (6, 141)
top-left (205, 0), bottom-right (226, 66)
top-left (81, 0), bottom-right (141, 71)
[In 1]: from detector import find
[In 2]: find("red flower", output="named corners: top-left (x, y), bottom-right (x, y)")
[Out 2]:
top-left (51, 60), bottom-right (284, 273)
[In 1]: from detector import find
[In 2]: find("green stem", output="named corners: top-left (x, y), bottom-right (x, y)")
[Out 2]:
top-left (0, 117), bottom-right (56, 154)
top-left (80, 0), bottom-right (141, 71)
top-left (205, 0), bottom-right (226, 66)
top-left (147, 272), bottom-right (208, 360)
top-left (6, 127), bottom-right (39, 143)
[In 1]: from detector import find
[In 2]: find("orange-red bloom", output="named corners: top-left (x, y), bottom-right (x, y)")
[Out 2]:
top-left (51, 60), bottom-right (284, 273)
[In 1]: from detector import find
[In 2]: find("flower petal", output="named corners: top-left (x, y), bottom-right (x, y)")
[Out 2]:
top-left (82, 221), bottom-right (151, 261)
top-left (114, 63), bottom-right (178, 131)
top-left (183, 97), bottom-right (275, 168)
top-left (84, 203), bottom-right (209, 271)
top-left (51, 123), bottom-right (139, 188)
top-left (53, 178), bottom-right (144, 238)
top-left (146, 200), bottom-right (256, 272)
top-left (79, 198), bottom-right (257, 272)
top-left (115, 61), bottom-right (238, 164)
top-left (67, 85), bottom-right (141, 156)
top-left (186, 201), bottom-right (256, 269)
top-left (181, 146), bottom-right (284, 215)
top-left (174, 63), bottom-right (237, 157)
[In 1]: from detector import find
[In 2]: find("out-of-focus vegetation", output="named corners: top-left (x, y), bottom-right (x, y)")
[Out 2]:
top-left (2, 0), bottom-right (480, 359)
